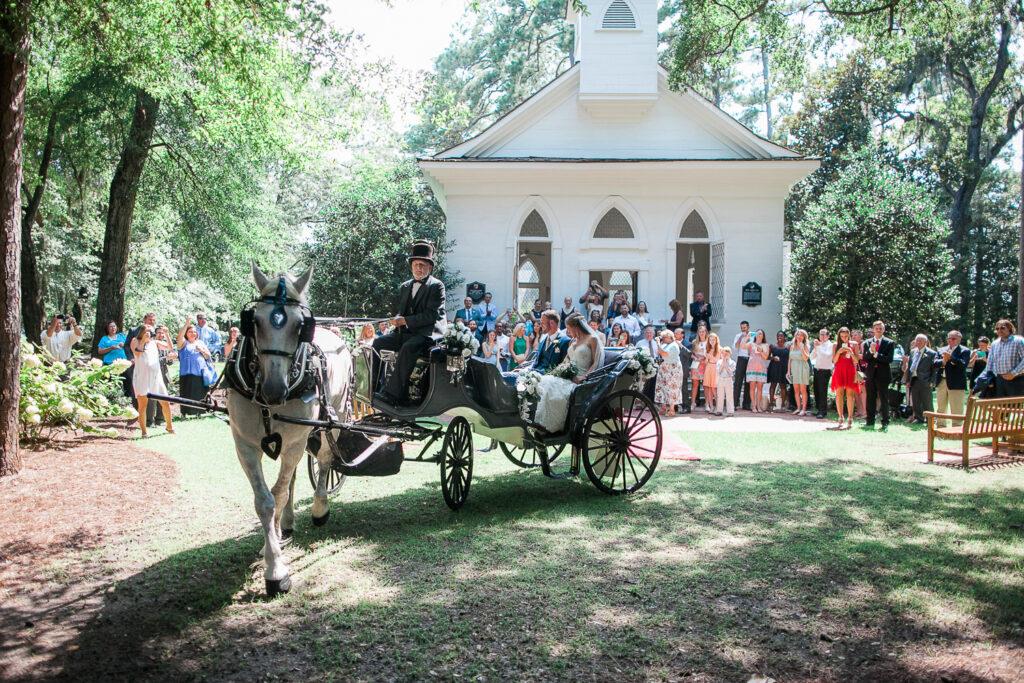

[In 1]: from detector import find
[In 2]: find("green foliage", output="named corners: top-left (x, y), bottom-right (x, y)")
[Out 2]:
top-left (18, 341), bottom-right (133, 442)
top-left (407, 0), bottom-right (574, 154)
top-left (782, 53), bottom-right (897, 231)
top-left (784, 150), bottom-right (957, 341)
top-left (302, 163), bottom-right (461, 317)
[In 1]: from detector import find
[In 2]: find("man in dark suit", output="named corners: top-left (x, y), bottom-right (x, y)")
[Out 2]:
top-left (531, 309), bottom-right (570, 372)
top-left (689, 291), bottom-right (712, 338)
top-left (862, 320), bottom-right (895, 428)
top-left (373, 241), bottom-right (447, 405)
top-left (935, 330), bottom-right (971, 427)
top-left (902, 333), bottom-right (938, 423)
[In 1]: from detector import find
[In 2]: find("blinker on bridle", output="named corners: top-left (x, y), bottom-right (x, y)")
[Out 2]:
top-left (242, 276), bottom-right (315, 358)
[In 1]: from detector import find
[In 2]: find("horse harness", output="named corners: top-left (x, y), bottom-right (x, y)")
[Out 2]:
top-left (223, 276), bottom-right (336, 460)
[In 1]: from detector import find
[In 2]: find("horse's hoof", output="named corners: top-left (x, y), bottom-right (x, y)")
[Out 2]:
top-left (266, 575), bottom-right (292, 597)
top-left (312, 510), bottom-right (330, 527)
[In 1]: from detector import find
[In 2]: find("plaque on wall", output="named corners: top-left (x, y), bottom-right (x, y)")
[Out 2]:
top-left (466, 281), bottom-right (486, 303)
top-left (742, 282), bottom-right (762, 307)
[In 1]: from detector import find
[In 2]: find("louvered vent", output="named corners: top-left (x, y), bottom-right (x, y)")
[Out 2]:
top-left (602, 0), bottom-right (636, 28)
top-left (680, 211), bottom-right (709, 238)
top-left (520, 210), bottom-right (548, 237)
top-left (594, 208), bottom-right (634, 238)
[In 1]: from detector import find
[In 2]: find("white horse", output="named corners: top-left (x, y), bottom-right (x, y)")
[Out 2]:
top-left (228, 262), bottom-right (351, 596)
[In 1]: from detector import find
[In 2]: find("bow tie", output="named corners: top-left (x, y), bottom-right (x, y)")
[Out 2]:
top-left (413, 278), bottom-right (427, 286)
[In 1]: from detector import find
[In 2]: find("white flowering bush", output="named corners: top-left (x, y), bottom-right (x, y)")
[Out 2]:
top-left (19, 342), bottom-right (134, 441)
top-left (621, 347), bottom-right (657, 381)
top-left (515, 370), bottom-right (543, 413)
top-left (440, 320), bottom-right (480, 358)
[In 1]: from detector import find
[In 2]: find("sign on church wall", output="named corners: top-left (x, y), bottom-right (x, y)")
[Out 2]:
top-left (742, 282), bottom-right (762, 307)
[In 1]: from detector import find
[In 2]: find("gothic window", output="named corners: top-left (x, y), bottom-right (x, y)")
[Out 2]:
top-left (594, 208), bottom-right (634, 238)
top-left (520, 209), bottom-right (548, 237)
top-left (679, 210), bottom-right (709, 239)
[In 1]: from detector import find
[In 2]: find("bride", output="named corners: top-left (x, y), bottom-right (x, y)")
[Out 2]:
top-left (534, 313), bottom-right (603, 432)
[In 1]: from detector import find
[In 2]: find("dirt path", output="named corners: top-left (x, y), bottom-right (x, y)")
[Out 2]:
top-left (0, 424), bottom-right (178, 680)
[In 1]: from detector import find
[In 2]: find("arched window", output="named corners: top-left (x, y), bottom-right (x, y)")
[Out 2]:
top-left (679, 210), bottom-right (709, 239)
top-left (594, 208), bottom-right (634, 238)
top-left (517, 259), bottom-right (540, 312)
top-left (602, 0), bottom-right (636, 28)
top-left (520, 209), bottom-right (548, 237)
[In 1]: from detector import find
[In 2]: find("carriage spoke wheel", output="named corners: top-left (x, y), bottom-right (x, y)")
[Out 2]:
top-left (498, 442), bottom-right (566, 469)
top-left (307, 449), bottom-right (346, 495)
top-left (581, 390), bottom-right (661, 495)
top-left (440, 417), bottom-right (474, 510)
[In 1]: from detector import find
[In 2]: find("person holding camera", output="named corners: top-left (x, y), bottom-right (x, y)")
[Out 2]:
top-left (41, 314), bottom-right (82, 362)
top-left (97, 321), bottom-right (128, 365)
top-left (579, 280), bottom-right (607, 320)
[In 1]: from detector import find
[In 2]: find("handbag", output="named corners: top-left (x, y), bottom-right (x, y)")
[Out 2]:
top-left (201, 356), bottom-right (218, 387)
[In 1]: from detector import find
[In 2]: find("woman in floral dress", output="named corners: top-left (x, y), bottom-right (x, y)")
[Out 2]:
top-left (655, 330), bottom-right (682, 416)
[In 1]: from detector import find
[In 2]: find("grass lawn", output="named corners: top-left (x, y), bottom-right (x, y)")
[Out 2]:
top-left (53, 416), bottom-right (1024, 681)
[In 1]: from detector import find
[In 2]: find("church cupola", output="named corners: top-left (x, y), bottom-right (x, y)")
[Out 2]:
top-left (565, 0), bottom-right (659, 117)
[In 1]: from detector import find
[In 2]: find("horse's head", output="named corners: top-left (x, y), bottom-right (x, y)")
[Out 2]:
top-left (247, 261), bottom-right (314, 405)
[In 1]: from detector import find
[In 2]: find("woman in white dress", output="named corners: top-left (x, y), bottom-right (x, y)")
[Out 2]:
top-left (131, 325), bottom-right (175, 437)
top-left (534, 313), bottom-right (603, 432)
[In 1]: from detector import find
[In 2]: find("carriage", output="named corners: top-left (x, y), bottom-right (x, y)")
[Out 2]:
top-left (282, 321), bottom-right (664, 510)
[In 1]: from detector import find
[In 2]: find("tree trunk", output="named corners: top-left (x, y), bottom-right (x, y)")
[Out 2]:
top-left (1018, 132), bottom-right (1023, 327)
top-left (20, 111), bottom-right (56, 343)
top-left (92, 89), bottom-right (159, 352)
top-left (0, 3), bottom-right (30, 477)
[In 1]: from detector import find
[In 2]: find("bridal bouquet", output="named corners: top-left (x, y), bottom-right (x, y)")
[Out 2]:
top-left (548, 359), bottom-right (581, 381)
top-left (516, 370), bottom-right (543, 417)
top-left (621, 347), bottom-right (657, 381)
top-left (440, 320), bottom-right (480, 358)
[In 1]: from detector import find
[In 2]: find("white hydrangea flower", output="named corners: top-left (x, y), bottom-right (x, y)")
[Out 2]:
top-left (52, 361), bottom-right (66, 373)
top-left (89, 358), bottom-right (103, 369)
top-left (76, 407), bottom-right (94, 421)
top-left (57, 398), bottom-right (75, 414)
top-left (104, 428), bottom-right (119, 438)
top-left (24, 404), bottom-right (39, 415)
top-left (42, 382), bottom-right (57, 394)
top-left (28, 414), bottom-right (41, 424)
top-left (123, 407), bottom-right (139, 420)
top-left (95, 395), bottom-right (108, 407)
top-left (23, 354), bottom-right (41, 368)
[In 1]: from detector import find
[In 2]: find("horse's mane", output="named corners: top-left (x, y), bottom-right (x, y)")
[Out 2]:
top-left (257, 272), bottom-right (306, 302)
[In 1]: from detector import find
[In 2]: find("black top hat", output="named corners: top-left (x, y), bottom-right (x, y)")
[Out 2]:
top-left (407, 240), bottom-right (435, 267)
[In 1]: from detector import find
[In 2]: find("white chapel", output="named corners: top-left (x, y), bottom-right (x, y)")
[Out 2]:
top-left (419, 0), bottom-right (819, 334)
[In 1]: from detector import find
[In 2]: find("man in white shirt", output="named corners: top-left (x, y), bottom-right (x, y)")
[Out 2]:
top-left (732, 320), bottom-right (752, 411)
top-left (636, 325), bottom-right (660, 401)
top-left (495, 322), bottom-right (511, 371)
top-left (809, 328), bottom-right (834, 419)
top-left (611, 303), bottom-right (641, 341)
top-left (41, 314), bottom-right (82, 362)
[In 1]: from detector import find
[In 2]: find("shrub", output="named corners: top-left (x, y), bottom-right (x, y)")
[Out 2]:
top-left (19, 342), bottom-right (137, 441)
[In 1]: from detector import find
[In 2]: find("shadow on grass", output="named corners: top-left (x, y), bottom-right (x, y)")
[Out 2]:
top-left (57, 459), bottom-right (1024, 681)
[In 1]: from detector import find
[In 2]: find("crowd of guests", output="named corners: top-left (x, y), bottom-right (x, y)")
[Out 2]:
top-left (39, 310), bottom-right (233, 437)
top-left (389, 285), bottom-right (1024, 431)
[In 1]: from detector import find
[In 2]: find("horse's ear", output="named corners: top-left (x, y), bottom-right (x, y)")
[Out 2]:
top-left (293, 264), bottom-right (313, 299)
top-left (251, 260), bottom-right (269, 292)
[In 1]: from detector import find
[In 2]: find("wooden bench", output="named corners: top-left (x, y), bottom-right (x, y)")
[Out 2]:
top-left (924, 396), bottom-right (1024, 468)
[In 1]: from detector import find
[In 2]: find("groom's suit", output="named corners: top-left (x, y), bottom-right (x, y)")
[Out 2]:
top-left (502, 330), bottom-right (570, 386)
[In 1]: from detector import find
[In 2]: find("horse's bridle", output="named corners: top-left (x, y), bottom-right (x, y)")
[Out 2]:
top-left (240, 276), bottom-right (315, 359)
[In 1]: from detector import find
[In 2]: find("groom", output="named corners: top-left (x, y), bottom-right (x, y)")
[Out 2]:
top-left (503, 309), bottom-right (569, 385)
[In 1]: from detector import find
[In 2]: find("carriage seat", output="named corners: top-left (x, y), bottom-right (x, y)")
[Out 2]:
top-left (465, 358), bottom-right (519, 413)
top-left (600, 347), bottom-right (628, 368)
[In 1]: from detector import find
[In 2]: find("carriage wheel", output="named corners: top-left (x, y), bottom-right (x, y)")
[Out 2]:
top-left (439, 417), bottom-right (474, 510)
top-left (307, 449), bottom-right (346, 495)
top-left (581, 390), bottom-right (661, 495)
top-left (498, 442), bottom-right (566, 469)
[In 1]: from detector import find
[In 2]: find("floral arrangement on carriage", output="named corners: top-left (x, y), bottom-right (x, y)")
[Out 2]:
top-left (515, 370), bottom-right (543, 419)
top-left (620, 346), bottom-right (657, 388)
top-left (439, 320), bottom-right (481, 380)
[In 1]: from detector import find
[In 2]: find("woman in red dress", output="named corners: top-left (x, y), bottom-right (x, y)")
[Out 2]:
top-left (830, 326), bottom-right (860, 429)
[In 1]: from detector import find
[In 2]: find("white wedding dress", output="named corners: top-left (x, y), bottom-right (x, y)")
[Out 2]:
top-left (534, 340), bottom-right (595, 432)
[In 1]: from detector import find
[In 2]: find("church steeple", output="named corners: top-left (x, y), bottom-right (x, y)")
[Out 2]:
top-left (565, 0), bottom-right (659, 117)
